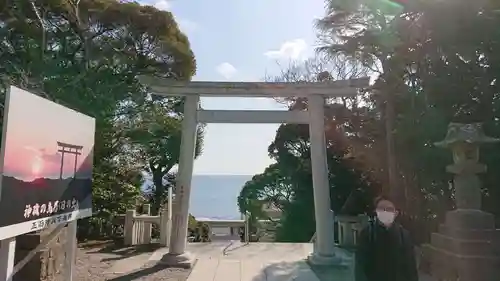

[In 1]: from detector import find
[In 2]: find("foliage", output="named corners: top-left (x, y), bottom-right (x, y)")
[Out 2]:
top-left (0, 0), bottom-right (198, 239)
top-left (267, 53), bottom-right (369, 107)
top-left (237, 163), bottom-right (292, 220)
top-left (121, 98), bottom-right (204, 215)
top-left (188, 213), bottom-right (197, 229)
top-left (315, 0), bottom-right (500, 242)
top-left (189, 222), bottom-right (211, 242)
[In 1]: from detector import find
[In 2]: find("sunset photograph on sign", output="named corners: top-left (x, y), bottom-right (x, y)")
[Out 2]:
top-left (0, 86), bottom-right (95, 238)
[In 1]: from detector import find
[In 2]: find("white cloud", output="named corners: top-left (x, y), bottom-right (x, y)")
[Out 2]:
top-left (216, 62), bottom-right (237, 79)
top-left (151, 1), bottom-right (197, 34)
top-left (153, 0), bottom-right (170, 11)
top-left (264, 39), bottom-right (308, 60)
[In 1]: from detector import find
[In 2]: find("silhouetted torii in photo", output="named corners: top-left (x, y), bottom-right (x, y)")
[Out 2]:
top-left (57, 141), bottom-right (83, 179)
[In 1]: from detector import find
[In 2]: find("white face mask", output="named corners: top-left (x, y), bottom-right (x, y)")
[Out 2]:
top-left (376, 211), bottom-right (396, 226)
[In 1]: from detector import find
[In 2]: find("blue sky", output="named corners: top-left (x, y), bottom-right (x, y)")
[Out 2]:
top-left (140, 0), bottom-right (325, 175)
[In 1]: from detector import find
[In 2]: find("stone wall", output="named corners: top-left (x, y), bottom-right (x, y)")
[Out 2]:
top-left (14, 225), bottom-right (68, 281)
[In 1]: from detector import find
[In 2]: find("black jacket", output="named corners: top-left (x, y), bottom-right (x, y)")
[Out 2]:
top-left (355, 221), bottom-right (418, 281)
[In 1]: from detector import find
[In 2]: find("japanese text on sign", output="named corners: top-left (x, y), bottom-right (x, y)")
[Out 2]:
top-left (24, 198), bottom-right (79, 219)
top-left (30, 212), bottom-right (74, 230)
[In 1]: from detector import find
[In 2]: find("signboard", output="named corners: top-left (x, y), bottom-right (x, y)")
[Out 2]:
top-left (0, 86), bottom-right (95, 240)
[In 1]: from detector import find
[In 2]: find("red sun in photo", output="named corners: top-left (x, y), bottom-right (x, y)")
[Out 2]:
top-left (31, 155), bottom-right (43, 176)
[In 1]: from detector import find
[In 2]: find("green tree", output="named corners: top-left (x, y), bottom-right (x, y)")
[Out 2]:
top-left (124, 100), bottom-right (204, 215)
top-left (315, 0), bottom-right (500, 242)
top-left (0, 0), bottom-right (198, 238)
top-left (237, 163), bottom-right (292, 220)
top-left (316, 0), bottom-right (411, 207)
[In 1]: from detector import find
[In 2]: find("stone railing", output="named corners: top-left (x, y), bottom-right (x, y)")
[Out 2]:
top-left (335, 215), bottom-right (369, 248)
top-left (119, 207), bottom-right (273, 245)
top-left (310, 214), bottom-right (369, 250)
top-left (122, 204), bottom-right (172, 246)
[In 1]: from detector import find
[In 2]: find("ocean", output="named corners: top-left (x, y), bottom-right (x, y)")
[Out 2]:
top-left (145, 174), bottom-right (252, 220)
top-left (189, 175), bottom-right (252, 219)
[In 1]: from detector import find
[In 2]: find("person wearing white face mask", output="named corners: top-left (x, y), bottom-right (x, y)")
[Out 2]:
top-left (355, 196), bottom-right (418, 281)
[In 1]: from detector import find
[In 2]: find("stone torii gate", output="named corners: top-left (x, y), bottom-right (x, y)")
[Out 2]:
top-left (57, 141), bottom-right (83, 179)
top-left (139, 76), bottom-right (369, 267)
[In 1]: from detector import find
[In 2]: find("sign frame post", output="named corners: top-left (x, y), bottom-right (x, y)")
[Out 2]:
top-left (64, 221), bottom-right (77, 281)
top-left (0, 86), bottom-right (15, 281)
top-left (0, 237), bottom-right (16, 281)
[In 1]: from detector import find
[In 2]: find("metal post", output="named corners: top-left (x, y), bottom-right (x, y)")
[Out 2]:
top-left (64, 221), bottom-right (77, 281)
top-left (0, 238), bottom-right (16, 281)
top-left (161, 95), bottom-right (199, 267)
top-left (307, 94), bottom-right (338, 265)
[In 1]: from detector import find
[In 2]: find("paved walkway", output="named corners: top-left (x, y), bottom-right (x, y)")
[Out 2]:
top-left (107, 242), bottom-right (434, 281)
top-left (181, 242), bottom-right (321, 281)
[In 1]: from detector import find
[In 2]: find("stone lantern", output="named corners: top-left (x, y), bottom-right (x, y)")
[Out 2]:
top-left (434, 122), bottom-right (499, 210)
top-left (423, 122), bottom-right (500, 281)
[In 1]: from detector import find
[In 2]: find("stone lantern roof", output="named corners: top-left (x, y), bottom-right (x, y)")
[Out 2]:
top-left (434, 122), bottom-right (499, 148)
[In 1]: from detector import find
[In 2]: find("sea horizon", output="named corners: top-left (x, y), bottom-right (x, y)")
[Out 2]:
top-left (144, 174), bottom-right (254, 220)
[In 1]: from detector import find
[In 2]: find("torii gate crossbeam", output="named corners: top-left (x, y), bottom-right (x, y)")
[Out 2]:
top-left (139, 76), bottom-right (370, 267)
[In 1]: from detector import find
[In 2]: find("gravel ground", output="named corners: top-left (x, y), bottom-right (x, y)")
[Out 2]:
top-left (75, 246), bottom-right (191, 281)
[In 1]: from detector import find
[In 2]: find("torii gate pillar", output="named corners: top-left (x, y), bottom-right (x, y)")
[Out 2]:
top-left (160, 95), bottom-right (199, 267)
top-left (307, 94), bottom-right (338, 264)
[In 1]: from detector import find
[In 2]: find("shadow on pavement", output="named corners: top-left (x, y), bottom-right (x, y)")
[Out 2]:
top-left (86, 242), bottom-right (163, 262)
top-left (106, 263), bottom-right (173, 281)
top-left (252, 260), bottom-right (320, 281)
